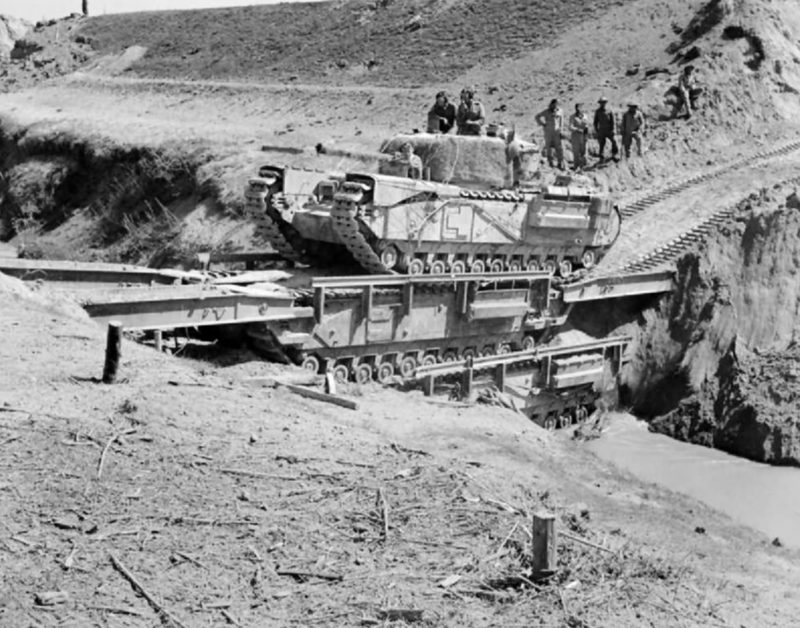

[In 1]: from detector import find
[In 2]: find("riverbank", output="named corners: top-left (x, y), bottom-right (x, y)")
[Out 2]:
top-left (3, 273), bottom-right (800, 626)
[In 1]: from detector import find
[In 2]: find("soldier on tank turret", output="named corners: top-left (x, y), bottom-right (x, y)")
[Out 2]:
top-left (394, 142), bottom-right (423, 179)
top-left (427, 91), bottom-right (456, 134)
top-left (455, 88), bottom-right (485, 136)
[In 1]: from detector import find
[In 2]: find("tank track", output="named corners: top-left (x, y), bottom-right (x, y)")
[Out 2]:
top-left (245, 190), bottom-right (305, 263)
top-left (331, 196), bottom-right (392, 274)
top-left (619, 138), bottom-right (800, 220)
top-left (603, 173), bottom-right (800, 276)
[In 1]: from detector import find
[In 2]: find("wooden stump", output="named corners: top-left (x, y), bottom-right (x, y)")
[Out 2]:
top-left (102, 321), bottom-right (122, 384)
top-left (153, 330), bottom-right (163, 353)
top-left (532, 511), bottom-right (557, 578)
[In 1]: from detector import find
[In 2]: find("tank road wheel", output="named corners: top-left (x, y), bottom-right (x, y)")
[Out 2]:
top-left (559, 414), bottom-right (572, 429)
top-left (558, 259), bottom-right (574, 277)
top-left (581, 249), bottom-right (597, 270)
top-left (376, 362), bottom-right (395, 384)
top-left (470, 259), bottom-right (486, 274)
top-left (355, 363), bottom-right (373, 385)
top-left (521, 335), bottom-right (536, 351)
top-left (430, 260), bottom-right (447, 275)
top-left (301, 355), bottom-right (321, 373)
top-left (461, 347), bottom-right (477, 361)
top-left (544, 414), bottom-right (557, 431)
top-left (333, 364), bottom-right (350, 384)
top-left (421, 354), bottom-right (438, 367)
top-left (542, 258), bottom-right (558, 275)
top-left (498, 343), bottom-right (512, 355)
top-left (442, 350), bottom-right (458, 363)
top-left (480, 345), bottom-right (496, 357)
top-left (399, 355), bottom-right (418, 378)
top-left (508, 258), bottom-right (522, 272)
top-left (450, 259), bottom-right (467, 274)
top-left (489, 258), bottom-right (505, 273)
top-left (526, 258), bottom-right (540, 271)
top-left (578, 405), bottom-right (590, 422)
top-left (408, 258), bottom-right (426, 275)
top-left (379, 244), bottom-right (400, 270)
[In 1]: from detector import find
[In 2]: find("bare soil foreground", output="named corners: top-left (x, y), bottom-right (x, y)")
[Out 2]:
top-left (3, 0), bottom-right (800, 624)
top-left (3, 275), bottom-right (800, 627)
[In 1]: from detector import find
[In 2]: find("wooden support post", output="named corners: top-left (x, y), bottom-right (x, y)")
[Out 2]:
top-left (82, 0), bottom-right (89, 16)
top-left (153, 330), bottom-right (163, 353)
top-left (532, 511), bottom-right (557, 579)
top-left (246, 260), bottom-right (255, 271)
top-left (495, 363), bottom-right (507, 393)
top-left (423, 374), bottom-right (435, 397)
top-left (313, 287), bottom-right (325, 323)
top-left (461, 356), bottom-right (473, 399)
top-left (102, 321), bottom-right (122, 384)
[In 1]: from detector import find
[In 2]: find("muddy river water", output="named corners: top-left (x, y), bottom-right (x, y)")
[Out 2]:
top-left (588, 415), bottom-right (800, 549)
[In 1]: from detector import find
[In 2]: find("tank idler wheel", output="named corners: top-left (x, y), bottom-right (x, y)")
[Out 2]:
top-left (544, 415), bottom-right (557, 431)
top-left (354, 363), bottom-right (373, 385)
top-left (558, 259), bottom-right (574, 277)
top-left (430, 260), bottom-right (447, 275)
top-left (526, 259), bottom-right (540, 271)
top-left (399, 355), bottom-right (418, 378)
top-left (420, 354), bottom-right (438, 367)
top-left (489, 258), bottom-right (505, 273)
top-left (450, 260), bottom-right (467, 274)
top-left (408, 258), bottom-right (426, 275)
top-left (470, 259), bottom-right (486, 274)
top-left (332, 364), bottom-right (350, 384)
top-left (542, 259), bottom-right (558, 275)
top-left (379, 244), bottom-right (400, 270)
top-left (301, 355), bottom-right (321, 373)
top-left (521, 335), bottom-right (536, 351)
top-left (581, 249), bottom-right (597, 269)
top-left (376, 362), bottom-right (395, 384)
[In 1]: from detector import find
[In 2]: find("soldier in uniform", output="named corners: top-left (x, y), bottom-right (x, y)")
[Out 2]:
top-left (593, 97), bottom-right (618, 162)
top-left (534, 98), bottom-right (565, 170)
top-left (427, 91), bottom-right (456, 134)
top-left (455, 88), bottom-right (485, 136)
top-left (568, 103), bottom-right (589, 170)
top-left (620, 103), bottom-right (646, 159)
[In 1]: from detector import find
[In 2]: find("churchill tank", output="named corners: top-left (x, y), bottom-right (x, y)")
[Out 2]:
top-left (330, 147), bottom-right (621, 276)
top-left (244, 132), bottom-right (540, 266)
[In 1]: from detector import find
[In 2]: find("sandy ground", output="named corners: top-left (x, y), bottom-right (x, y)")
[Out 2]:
top-left (2, 276), bottom-right (800, 627)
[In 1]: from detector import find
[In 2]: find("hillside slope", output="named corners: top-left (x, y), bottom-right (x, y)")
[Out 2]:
top-left (77, 0), bottom-right (637, 85)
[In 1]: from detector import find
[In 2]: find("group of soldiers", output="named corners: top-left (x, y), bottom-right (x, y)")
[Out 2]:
top-left (427, 88), bottom-right (647, 171)
top-left (426, 69), bottom-right (701, 172)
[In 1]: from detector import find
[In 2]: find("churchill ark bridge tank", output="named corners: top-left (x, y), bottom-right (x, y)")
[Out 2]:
top-left (243, 132), bottom-right (541, 266)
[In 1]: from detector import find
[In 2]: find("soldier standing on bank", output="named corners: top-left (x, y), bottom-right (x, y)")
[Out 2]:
top-left (534, 98), bottom-right (565, 170)
top-left (620, 103), bottom-right (646, 159)
top-left (593, 97), bottom-right (618, 162)
top-left (569, 103), bottom-right (589, 170)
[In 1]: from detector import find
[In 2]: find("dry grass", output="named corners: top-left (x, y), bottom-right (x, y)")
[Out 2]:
top-left (76, 0), bottom-right (636, 85)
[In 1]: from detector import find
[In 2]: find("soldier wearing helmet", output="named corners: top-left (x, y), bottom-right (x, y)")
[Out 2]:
top-left (455, 87), bottom-right (485, 136)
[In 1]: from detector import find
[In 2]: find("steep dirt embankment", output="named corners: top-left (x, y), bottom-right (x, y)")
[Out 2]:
top-left (623, 187), bottom-right (800, 465)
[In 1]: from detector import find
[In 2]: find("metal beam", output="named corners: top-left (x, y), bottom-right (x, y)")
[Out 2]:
top-left (416, 336), bottom-right (632, 379)
top-left (0, 258), bottom-right (186, 286)
top-left (561, 271), bottom-right (674, 303)
top-left (313, 270), bottom-right (553, 290)
top-left (84, 288), bottom-right (312, 330)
